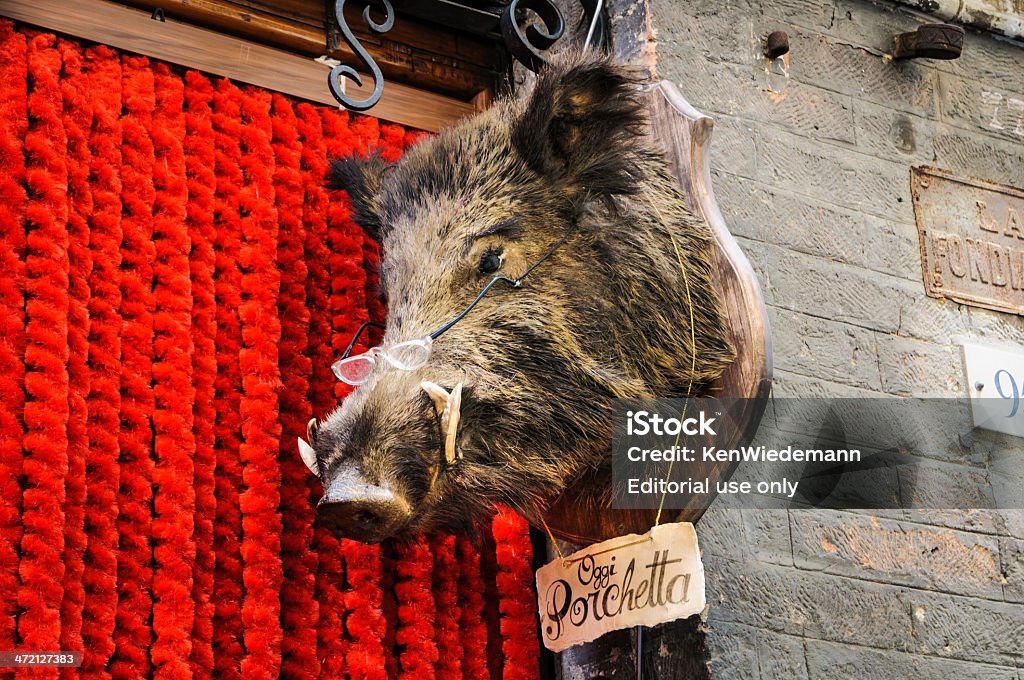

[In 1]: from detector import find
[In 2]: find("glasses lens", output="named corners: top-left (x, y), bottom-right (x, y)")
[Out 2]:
top-left (332, 355), bottom-right (375, 385)
top-left (385, 339), bottom-right (431, 370)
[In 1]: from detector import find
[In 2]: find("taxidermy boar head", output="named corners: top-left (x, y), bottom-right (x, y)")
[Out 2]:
top-left (303, 52), bottom-right (733, 543)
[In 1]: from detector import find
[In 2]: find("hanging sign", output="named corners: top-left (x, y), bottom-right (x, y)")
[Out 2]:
top-left (961, 342), bottom-right (1024, 437)
top-left (535, 522), bottom-right (706, 652)
top-left (912, 166), bottom-right (1024, 316)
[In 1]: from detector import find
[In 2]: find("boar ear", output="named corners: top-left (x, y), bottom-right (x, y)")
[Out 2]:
top-left (511, 55), bottom-right (646, 196)
top-left (328, 152), bottom-right (390, 242)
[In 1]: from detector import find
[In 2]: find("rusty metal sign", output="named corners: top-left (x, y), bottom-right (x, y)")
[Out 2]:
top-left (911, 166), bottom-right (1024, 315)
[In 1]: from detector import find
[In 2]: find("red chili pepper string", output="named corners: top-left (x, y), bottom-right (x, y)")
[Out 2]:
top-left (294, 104), bottom-right (336, 430)
top-left (182, 69), bottom-right (217, 679)
top-left (395, 538), bottom-right (439, 679)
top-left (323, 108), bottom-right (373, 364)
top-left (210, 77), bottom-right (247, 678)
top-left (404, 130), bottom-right (430, 150)
top-left (431, 534), bottom-right (463, 679)
top-left (327, 109), bottom-right (388, 680)
top-left (56, 39), bottom-right (93, 675)
top-left (237, 85), bottom-right (285, 677)
top-left (298, 114), bottom-right (337, 429)
top-left (456, 535), bottom-right (491, 679)
top-left (112, 54), bottom-right (157, 678)
top-left (360, 122), bottom-right (405, 327)
top-left (0, 19), bottom-right (28, 654)
top-left (271, 94), bottom-right (320, 680)
top-left (150, 61), bottom-right (198, 677)
top-left (18, 29), bottom-right (70, 657)
top-left (2, 28), bottom-right (556, 677)
top-left (378, 547), bottom-right (400, 680)
top-left (294, 103), bottom-right (348, 677)
top-left (378, 123), bottom-right (405, 162)
top-left (347, 110), bottom-right (381, 159)
top-left (80, 44), bottom-right (123, 678)
top-left (323, 107), bottom-right (388, 680)
top-left (340, 540), bottom-right (388, 680)
top-left (493, 507), bottom-right (541, 680)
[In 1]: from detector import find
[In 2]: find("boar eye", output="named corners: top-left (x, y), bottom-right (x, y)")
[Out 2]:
top-left (478, 248), bottom-right (503, 276)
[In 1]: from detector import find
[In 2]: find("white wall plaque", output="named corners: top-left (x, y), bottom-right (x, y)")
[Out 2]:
top-left (961, 342), bottom-right (1024, 437)
top-left (535, 522), bottom-right (706, 652)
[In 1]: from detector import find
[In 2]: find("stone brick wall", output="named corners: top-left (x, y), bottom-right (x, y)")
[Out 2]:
top-left (642, 0), bottom-right (1024, 676)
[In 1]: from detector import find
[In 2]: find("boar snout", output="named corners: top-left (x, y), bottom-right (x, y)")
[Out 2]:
top-left (307, 372), bottom-right (466, 542)
top-left (317, 466), bottom-right (411, 543)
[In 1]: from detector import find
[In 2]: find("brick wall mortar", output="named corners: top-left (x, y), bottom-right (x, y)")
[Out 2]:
top-left (648, 0), bottom-right (1024, 674)
top-left (705, 623), bottom-right (1024, 680)
top-left (652, 5), bottom-right (1024, 174)
top-left (670, 71), bottom-right (998, 149)
top-left (703, 556), bottom-right (1024, 665)
top-left (716, 174), bottom-right (924, 281)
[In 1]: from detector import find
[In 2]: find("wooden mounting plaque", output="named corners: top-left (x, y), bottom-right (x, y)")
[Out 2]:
top-left (539, 81), bottom-right (774, 546)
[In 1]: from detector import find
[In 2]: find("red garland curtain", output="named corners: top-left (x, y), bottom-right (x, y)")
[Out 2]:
top-left (0, 20), bottom-right (541, 679)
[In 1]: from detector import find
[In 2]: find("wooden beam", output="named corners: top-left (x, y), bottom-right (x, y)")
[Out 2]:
top-left (116, 0), bottom-right (503, 99)
top-left (1, 0), bottom-right (477, 132)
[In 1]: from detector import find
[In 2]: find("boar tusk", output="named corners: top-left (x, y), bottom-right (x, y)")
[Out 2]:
top-left (444, 383), bottom-right (463, 466)
top-left (297, 437), bottom-right (320, 478)
top-left (420, 381), bottom-right (450, 413)
top-left (421, 380), bottom-right (463, 467)
top-left (307, 417), bottom-right (319, 445)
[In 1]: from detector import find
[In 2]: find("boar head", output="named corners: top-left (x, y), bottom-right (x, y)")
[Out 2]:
top-left (306, 53), bottom-right (733, 543)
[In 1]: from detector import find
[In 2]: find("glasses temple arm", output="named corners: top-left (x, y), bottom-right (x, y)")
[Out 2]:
top-left (426, 230), bottom-right (575, 342)
top-left (429, 275), bottom-right (518, 340)
top-left (341, 320), bottom-right (386, 359)
top-left (517, 232), bottom-right (570, 280)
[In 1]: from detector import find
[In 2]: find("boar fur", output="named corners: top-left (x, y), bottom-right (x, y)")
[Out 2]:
top-left (312, 51), bottom-right (734, 543)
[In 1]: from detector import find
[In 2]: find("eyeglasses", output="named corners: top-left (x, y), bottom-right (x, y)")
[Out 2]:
top-left (331, 233), bottom-right (569, 385)
top-left (332, 275), bottom-right (518, 385)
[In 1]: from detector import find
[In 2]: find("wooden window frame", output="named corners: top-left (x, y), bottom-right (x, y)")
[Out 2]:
top-left (2, 0), bottom-right (485, 132)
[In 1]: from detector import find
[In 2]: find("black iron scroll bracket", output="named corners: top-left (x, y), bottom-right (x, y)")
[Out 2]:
top-left (325, 0), bottom-right (605, 110)
top-left (500, 0), bottom-right (566, 72)
top-left (501, 0), bottom-right (606, 73)
top-left (327, 0), bottom-right (395, 111)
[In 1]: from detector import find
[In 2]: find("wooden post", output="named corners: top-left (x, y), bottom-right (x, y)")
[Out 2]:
top-left (548, 538), bottom-right (711, 680)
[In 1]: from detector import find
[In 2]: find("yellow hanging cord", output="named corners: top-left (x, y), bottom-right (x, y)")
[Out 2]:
top-left (649, 198), bottom-right (698, 527)
top-left (538, 513), bottom-right (568, 565)
top-left (535, 197), bottom-right (699, 565)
